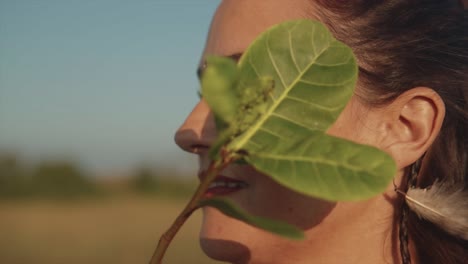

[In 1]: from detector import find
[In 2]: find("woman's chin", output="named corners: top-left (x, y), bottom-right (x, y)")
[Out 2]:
top-left (199, 207), bottom-right (254, 263)
top-left (199, 237), bottom-right (251, 263)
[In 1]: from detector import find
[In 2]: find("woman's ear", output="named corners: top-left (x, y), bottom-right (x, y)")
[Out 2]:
top-left (381, 87), bottom-right (445, 169)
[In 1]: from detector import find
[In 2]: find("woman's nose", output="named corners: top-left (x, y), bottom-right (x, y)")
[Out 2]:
top-left (174, 100), bottom-right (217, 154)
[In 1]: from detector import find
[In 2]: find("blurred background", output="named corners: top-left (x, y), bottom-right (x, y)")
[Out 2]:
top-left (0, 0), bottom-right (221, 263)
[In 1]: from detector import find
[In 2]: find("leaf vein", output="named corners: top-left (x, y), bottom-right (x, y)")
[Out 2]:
top-left (299, 78), bottom-right (354, 87)
top-left (270, 113), bottom-right (314, 131)
top-left (259, 127), bottom-right (287, 140)
top-left (257, 153), bottom-right (370, 172)
top-left (288, 30), bottom-right (301, 72)
top-left (266, 31), bottom-right (287, 89)
top-left (286, 95), bottom-right (342, 112)
top-left (314, 60), bottom-right (351, 67)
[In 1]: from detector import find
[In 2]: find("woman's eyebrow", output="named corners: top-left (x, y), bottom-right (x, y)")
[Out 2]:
top-left (197, 53), bottom-right (243, 80)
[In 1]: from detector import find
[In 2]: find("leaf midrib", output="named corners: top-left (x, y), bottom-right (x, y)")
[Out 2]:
top-left (251, 152), bottom-right (379, 173)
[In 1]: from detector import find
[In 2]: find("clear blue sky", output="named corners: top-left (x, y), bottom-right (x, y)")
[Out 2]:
top-left (0, 0), bottom-right (220, 174)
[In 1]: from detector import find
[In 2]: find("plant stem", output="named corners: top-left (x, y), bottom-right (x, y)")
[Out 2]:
top-left (149, 156), bottom-right (231, 264)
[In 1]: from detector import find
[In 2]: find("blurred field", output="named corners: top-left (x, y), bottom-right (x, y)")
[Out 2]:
top-left (0, 196), bottom-right (222, 264)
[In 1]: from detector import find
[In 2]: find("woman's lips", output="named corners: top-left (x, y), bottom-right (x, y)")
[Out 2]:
top-left (204, 176), bottom-right (248, 198)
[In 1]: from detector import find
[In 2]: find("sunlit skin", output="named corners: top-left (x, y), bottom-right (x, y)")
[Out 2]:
top-left (174, 0), bottom-right (445, 263)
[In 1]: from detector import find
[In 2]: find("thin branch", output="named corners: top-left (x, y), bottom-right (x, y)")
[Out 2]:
top-left (149, 152), bottom-right (233, 264)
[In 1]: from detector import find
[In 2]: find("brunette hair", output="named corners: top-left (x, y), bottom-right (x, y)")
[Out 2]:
top-left (310, 0), bottom-right (468, 263)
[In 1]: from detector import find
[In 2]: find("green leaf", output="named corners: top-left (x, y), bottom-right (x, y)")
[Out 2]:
top-left (246, 133), bottom-right (397, 201)
top-left (202, 56), bottom-right (239, 128)
top-left (201, 56), bottom-right (240, 158)
top-left (199, 198), bottom-right (304, 240)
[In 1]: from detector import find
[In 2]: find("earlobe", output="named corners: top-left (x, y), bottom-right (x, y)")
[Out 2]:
top-left (383, 87), bottom-right (445, 169)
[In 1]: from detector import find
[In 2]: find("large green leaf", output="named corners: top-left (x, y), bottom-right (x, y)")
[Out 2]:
top-left (229, 20), bottom-right (357, 150)
top-left (199, 198), bottom-right (304, 240)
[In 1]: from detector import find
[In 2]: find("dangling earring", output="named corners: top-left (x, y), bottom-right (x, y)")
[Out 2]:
top-left (396, 161), bottom-right (420, 264)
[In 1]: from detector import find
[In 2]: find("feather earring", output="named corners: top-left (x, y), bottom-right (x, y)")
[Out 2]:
top-left (396, 181), bottom-right (468, 240)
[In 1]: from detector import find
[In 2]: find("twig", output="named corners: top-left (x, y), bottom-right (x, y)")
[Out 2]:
top-left (149, 152), bottom-right (233, 264)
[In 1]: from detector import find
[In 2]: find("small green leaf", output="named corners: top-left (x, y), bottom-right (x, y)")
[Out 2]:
top-left (199, 198), bottom-right (304, 240)
top-left (201, 56), bottom-right (240, 158)
top-left (201, 56), bottom-right (239, 127)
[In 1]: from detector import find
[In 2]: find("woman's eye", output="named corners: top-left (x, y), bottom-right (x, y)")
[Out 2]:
top-left (197, 61), bottom-right (207, 80)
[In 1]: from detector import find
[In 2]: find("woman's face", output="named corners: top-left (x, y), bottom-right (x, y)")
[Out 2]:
top-left (175, 0), bottom-right (391, 263)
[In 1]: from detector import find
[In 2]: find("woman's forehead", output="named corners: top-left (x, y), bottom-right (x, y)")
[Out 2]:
top-left (201, 0), bottom-right (314, 60)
